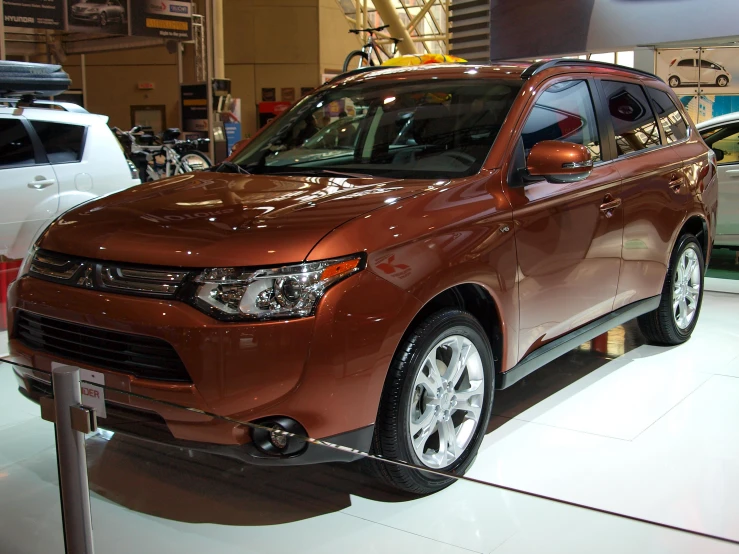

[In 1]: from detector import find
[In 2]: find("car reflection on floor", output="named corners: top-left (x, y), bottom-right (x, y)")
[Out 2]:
top-left (81, 321), bottom-right (646, 526)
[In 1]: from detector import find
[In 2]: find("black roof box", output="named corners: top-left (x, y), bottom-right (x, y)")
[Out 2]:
top-left (0, 61), bottom-right (71, 97)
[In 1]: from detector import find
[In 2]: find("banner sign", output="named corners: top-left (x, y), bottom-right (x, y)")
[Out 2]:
top-left (130, 0), bottom-right (193, 40)
top-left (181, 83), bottom-right (208, 134)
top-left (67, 0), bottom-right (128, 35)
top-left (3, 0), bottom-right (65, 29)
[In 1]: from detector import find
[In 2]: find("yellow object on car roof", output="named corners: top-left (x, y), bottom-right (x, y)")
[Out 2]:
top-left (381, 54), bottom-right (467, 66)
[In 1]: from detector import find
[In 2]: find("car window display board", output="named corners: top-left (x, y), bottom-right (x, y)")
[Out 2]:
top-left (3, 0), bottom-right (64, 30)
top-left (657, 48), bottom-right (738, 94)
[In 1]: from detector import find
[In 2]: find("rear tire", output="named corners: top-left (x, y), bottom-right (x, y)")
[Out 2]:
top-left (638, 234), bottom-right (704, 346)
top-left (343, 50), bottom-right (371, 72)
top-left (368, 309), bottom-right (494, 495)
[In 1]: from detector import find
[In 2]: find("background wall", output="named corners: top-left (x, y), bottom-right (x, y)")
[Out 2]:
top-left (56, 0), bottom-right (358, 136)
top-left (62, 47), bottom-right (180, 131)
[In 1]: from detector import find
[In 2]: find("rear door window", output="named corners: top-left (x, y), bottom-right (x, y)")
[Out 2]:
top-left (0, 119), bottom-right (36, 168)
top-left (601, 81), bottom-right (661, 156)
top-left (30, 121), bottom-right (86, 163)
top-left (646, 87), bottom-right (689, 143)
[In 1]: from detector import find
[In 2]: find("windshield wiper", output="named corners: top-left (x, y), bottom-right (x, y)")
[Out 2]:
top-left (264, 168), bottom-right (372, 179)
top-left (209, 161), bottom-right (251, 174)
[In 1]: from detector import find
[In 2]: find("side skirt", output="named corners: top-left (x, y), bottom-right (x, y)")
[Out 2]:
top-left (496, 295), bottom-right (661, 389)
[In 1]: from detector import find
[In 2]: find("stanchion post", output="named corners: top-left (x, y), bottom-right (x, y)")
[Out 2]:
top-left (51, 365), bottom-right (95, 554)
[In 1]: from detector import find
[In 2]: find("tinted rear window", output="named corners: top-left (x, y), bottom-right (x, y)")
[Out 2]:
top-left (31, 120), bottom-right (86, 163)
top-left (0, 119), bottom-right (36, 168)
top-left (647, 87), bottom-right (688, 143)
top-left (602, 81), bottom-right (661, 156)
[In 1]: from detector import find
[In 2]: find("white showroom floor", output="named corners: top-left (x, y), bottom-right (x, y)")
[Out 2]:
top-left (1, 291), bottom-right (739, 553)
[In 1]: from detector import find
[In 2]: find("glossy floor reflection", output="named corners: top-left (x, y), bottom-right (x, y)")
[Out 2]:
top-left (1, 292), bottom-right (739, 553)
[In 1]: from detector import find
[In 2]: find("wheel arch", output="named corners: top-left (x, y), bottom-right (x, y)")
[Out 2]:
top-left (398, 283), bottom-right (505, 374)
top-left (677, 214), bottom-right (709, 260)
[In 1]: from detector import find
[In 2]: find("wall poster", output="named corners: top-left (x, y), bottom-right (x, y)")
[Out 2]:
top-left (657, 47), bottom-right (739, 124)
top-left (67, 0), bottom-right (128, 35)
top-left (3, 0), bottom-right (64, 29)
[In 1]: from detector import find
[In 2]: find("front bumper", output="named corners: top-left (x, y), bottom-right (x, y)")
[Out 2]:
top-left (7, 270), bottom-right (421, 463)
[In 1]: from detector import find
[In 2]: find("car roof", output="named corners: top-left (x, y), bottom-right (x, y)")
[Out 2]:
top-left (695, 112), bottom-right (739, 129)
top-left (0, 105), bottom-right (109, 125)
top-left (328, 59), bottom-right (662, 87)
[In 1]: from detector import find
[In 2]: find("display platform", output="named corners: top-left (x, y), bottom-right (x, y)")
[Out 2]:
top-left (1, 292), bottom-right (739, 553)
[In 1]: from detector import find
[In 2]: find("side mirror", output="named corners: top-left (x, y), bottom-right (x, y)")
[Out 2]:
top-left (527, 140), bottom-right (594, 183)
top-left (712, 147), bottom-right (725, 162)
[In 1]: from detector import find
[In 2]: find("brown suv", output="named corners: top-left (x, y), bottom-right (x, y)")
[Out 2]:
top-left (7, 60), bottom-right (717, 493)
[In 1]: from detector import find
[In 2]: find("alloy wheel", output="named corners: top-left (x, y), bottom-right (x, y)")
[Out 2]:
top-left (718, 76), bottom-right (729, 87)
top-left (672, 245), bottom-right (701, 330)
top-left (408, 335), bottom-right (484, 469)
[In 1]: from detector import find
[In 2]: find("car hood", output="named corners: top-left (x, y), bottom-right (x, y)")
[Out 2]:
top-left (40, 172), bottom-right (430, 267)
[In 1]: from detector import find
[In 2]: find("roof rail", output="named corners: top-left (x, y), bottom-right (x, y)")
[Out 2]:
top-left (325, 65), bottom-right (405, 85)
top-left (521, 59), bottom-right (663, 82)
top-left (325, 61), bottom-right (477, 85)
top-left (0, 98), bottom-right (88, 113)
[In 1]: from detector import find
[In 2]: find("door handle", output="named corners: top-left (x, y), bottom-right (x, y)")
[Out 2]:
top-left (28, 177), bottom-right (56, 189)
top-left (600, 196), bottom-right (621, 218)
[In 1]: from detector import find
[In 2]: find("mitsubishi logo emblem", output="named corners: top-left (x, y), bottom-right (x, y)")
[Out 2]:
top-left (76, 265), bottom-right (95, 288)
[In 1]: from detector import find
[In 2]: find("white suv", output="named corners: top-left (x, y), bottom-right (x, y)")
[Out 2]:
top-left (0, 102), bottom-right (140, 261)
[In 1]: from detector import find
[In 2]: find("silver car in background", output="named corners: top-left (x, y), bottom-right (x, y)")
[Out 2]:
top-left (698, 113), bottom-right (739, 248)
top-left (70, 0), bottom-right (127, 27)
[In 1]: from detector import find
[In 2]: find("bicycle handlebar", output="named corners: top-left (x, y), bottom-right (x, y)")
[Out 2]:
top-left (349, 24), bottom-right (390, 35)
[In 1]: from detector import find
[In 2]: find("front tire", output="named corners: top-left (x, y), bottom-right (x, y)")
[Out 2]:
top-left (99, 11), bottom-right (108, 26)
top-left (717, 75), bottom-right (729, 87)
top-left (343, 50), bottom-right (371, 72)
top-left (668, 75), bottom-right (681, 88)
top-left (638, 233), bottom-right (704, 345)
top-left (369, 309), bottom-right (494, 494)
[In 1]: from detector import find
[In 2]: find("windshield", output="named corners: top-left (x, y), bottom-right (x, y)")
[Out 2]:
top-left (232, 78), bottom-right (522, 179)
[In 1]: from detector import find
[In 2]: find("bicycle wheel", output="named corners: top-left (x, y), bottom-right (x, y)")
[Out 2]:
top-left (180, 150), bottom-right (212, 172)
top-left (343, 50), bottom-right (371, 72)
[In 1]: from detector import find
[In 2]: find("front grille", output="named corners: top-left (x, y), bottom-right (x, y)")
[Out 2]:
top-left (15, 311), bottom-right (191, 383)
top-left (29, 250), bottom-right (189, 298)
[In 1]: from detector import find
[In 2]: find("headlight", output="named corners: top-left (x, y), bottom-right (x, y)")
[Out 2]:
top-left (192, 254), bottom-right (365, 320)
top-left (17, 244), bottom-right (38, 280)
top-left (18, 221), bottom-right (53, 279)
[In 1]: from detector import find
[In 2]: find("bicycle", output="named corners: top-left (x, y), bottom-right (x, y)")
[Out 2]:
top-left (343, 24), bottom-right (402, 72)
top-left (113, 126), bottom-right (212, 182)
